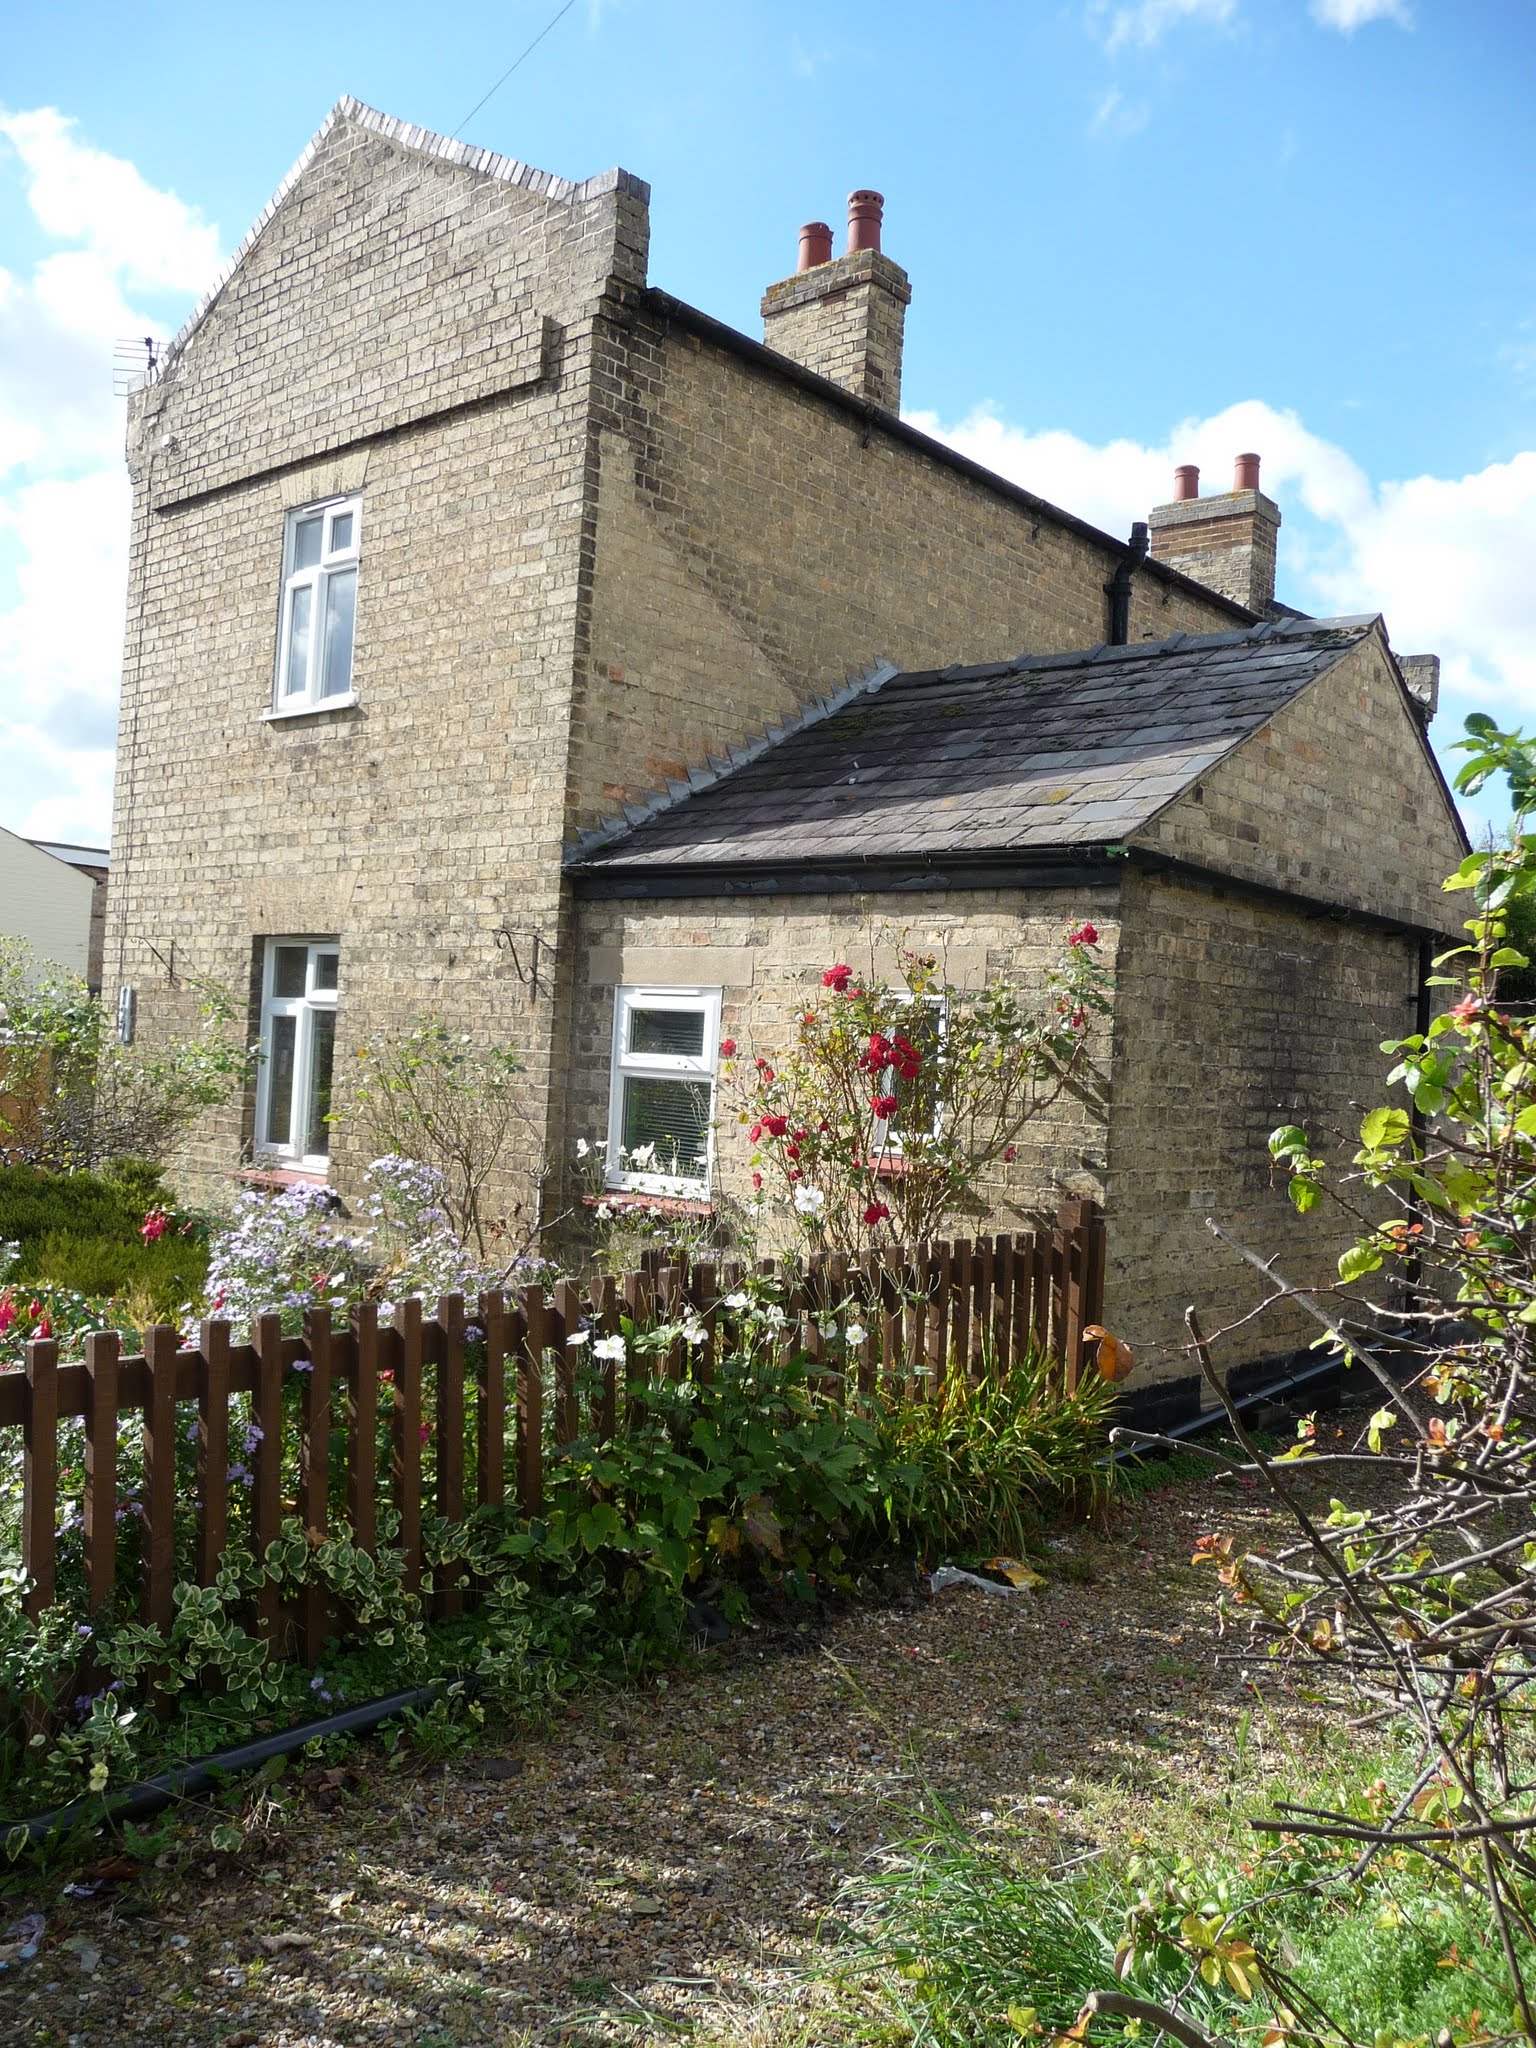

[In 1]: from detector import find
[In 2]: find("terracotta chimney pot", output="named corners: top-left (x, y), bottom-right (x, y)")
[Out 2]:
top-left (797, 221), bottom-right (833, 272)
top-left (1234, 452), bottom-right (1261, 492)
top-left (1174, 464), bottom-right (1200, 502)
top-left (846, 190), bottom-right (884, 254)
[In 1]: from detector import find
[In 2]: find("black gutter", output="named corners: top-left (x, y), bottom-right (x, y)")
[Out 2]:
top-left (1105, 522), bottom-right (1150, 646)
top-left (647, 290), bottom-right (1256, 629)
top-left (7, 1680), bottom-right (452, 1848)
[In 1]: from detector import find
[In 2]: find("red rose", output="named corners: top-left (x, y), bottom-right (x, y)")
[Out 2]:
top-left (786, 1143), bottom-right (800, 1162)
top-left (1068, 921), bottom-right (1099, 948)
top-left (752, 1172), bottom-right (763, 1190)
top-left (862, 1201), bottom-right (891, 1227)
top-left (1004, 1145), bottom-right (1017, 1163)
top-left (817, 1119), bottom-right (829, 1133)
top-left (720, 1038), bottom-right (737, 1058)
top-left (763, 1114), bottom-right (789, 1138)
top-left (823, 964), bottom-right (853, 991)
top-left (749, 1123), bottom-right (763, 1143)
top-left (793, 1127), bottom-right (808, 1142)
top-left (803, 1011), bottom-right (817, 1025)
top-left (36, 1316), bottom-right (52, 1340)
top-left (871, 1093), bottom-right (899, 1117)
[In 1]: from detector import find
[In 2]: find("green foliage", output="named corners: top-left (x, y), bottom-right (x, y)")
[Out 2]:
top-left (346, 1017), bottom-right (532, 1253)
top-left (729, 933), bottom-right (1110, 1254)
top-left (832, 1790), bottom-right (1521, 2046)
top-left (882, 1349), bottom-right (1116, 1560)
top-left (0, 938), bottom-right (253, 1174)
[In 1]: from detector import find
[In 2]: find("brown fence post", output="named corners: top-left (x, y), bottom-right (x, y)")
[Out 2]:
top-left (196, 1319), bottom-right (231, 1587)
top-left (297, 1308), bottom-right (332, 1660)
top-left (476, 1289), bottom-right (507, 1510)
top-left (518, 1284), bottom-right (545, 1518)
top-left (252, 1314), bottom-right (285, 1646)
top-left (553, 1279), bottom-right (582, 1442)
top-left (350, 1302), bottom-right (379, 1555)
top-left (394, 1297), bottom-right (424, 1599)
top-left (21, 1336), bottom-right (59, 1621)
top-left (141, 1325), bottom-right (178, 1632)
top-left (82, 1329), bottom-right (119, 1614)
top-left (1057, 1195), bottom-right (1096, 1392)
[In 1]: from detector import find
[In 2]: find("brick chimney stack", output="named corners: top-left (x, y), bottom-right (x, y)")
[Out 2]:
top-left (761, 190), bottom-right (911, 410)
top-left (1147, 453), bottom-right (1282, 615)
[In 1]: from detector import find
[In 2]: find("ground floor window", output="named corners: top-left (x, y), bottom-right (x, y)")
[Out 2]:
top-left (256, 938), bottom-right (339, 1168)
top-left (607, 985), bottom-right (721, 1196)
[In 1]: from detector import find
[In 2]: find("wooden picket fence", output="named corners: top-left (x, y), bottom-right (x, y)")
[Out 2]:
top-left (1, 1198), bottom-right (1104, 1659)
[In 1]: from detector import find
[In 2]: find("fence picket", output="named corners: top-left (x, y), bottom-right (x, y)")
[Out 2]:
top-left (297, 1309), bottom-right (333, 1660)
top-left (253, 1314), bottom-right (285, 1645)
top-left (553, 1279), bottom-right (582, 1443)
top-left (349, 1304), bottom-right (379, 1554)
top-left (21, 1337), bottom-right (58, 1621)
top-left (394, 1298), bottom-right (425, 1598)
top-left (197, 1319), bottom-right (231, 1586)
top-left (518, 1285), bottom-right (545, 1517)
top-left (82, 1330), bottom-right (118, 1614)
top-left (476, 1290), bottom-right (507, 1511)
top-left (141, 1326), bottom-right (178, 1633)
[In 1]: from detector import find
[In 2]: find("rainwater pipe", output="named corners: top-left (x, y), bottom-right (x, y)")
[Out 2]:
top-left (1104, 521), bottom-right (1149, 646)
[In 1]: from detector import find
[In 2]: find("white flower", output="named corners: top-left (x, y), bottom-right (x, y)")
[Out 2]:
top-left (845, 1322), bottom-right (868, 1346)
top-left (596, 1203), bottom-right (613, 1222)
top-left (575, 1138), bottom-right (591, 1159)
top-left (628, 1142), bottom-right (657, 1168)
top-left (593, 1334), bottom-right (626, 1363)
top-left (682, 1322), bottom-right (707, 1347)
top-left (723, 1291), bottom-right (751, 1310)
top-left (761, 1304), bottom-right (787, 1331)
top-left (793, 1184), bottom-right (827, 1217)
top-left (818, 1316), bottom-right (839, 1340)
top-left (567, 1327), bottom-right (590, 1345)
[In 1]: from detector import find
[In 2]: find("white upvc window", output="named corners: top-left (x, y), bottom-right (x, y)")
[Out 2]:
top-left (873, 994), bottom-right (945, 1155)
top-left (606, 985), bottom-right (721, 1197)
top-left (255, 939), bottom-right (339, 1169)
top-left (273, 496), bottom-right (360, 712)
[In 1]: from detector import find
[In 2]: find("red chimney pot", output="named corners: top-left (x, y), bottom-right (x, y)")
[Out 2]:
top-left (847, 189), bottom-right (884, 254)
top-left (797, 221), bottom-right (833, 272)
top-left (1174, 464), bottom-right (1200, 502)
top-left (1234, 452), bottom-right (1261, 492)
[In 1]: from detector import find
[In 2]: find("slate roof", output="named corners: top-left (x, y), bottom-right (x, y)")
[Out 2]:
top-left (567, 616), bottom-right (1381, 874)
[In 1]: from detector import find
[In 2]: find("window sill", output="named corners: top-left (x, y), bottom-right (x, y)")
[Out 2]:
top-left (261, 694), bottom-right (360, 723)
top-left (584, 1190), bottom-right (714, 1219)
top-left (237, 1164), bottom-right (330, 1192)
top-left (872, 1153), bottom-right (913, 1177)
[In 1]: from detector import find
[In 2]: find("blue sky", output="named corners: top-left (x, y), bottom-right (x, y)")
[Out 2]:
top-left (2, 0), bottom-right (1533, 843)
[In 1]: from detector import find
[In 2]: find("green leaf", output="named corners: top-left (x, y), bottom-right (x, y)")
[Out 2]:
top-left (1359, 1107), bottom-right (1410, 1150)
top-left (1338, 1243), bottom-right (1383, 1284)
top-left (1291, 1179), bottom-right (1321, 1215)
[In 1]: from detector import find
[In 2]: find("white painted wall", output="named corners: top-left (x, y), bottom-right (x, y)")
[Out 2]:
top-left (0, 828), bottom-right (95, 979)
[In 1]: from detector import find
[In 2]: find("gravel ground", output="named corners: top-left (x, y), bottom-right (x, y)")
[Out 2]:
top-left (0, 1458), bottom-right (1356, 2048)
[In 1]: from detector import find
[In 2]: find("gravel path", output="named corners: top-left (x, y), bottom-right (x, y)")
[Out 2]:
top-left (0, 1462), bottom-right (1344, 2047)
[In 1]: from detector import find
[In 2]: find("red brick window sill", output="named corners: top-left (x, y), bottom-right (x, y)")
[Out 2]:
top-left (236, 1165), bottom-right (330, 1193)
top-left (583, 1190), bottom-right (714, 1220)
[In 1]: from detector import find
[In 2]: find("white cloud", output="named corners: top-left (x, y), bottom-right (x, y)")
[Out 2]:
top-left (0, 109), bottom-right (221, 844)
top-left (1309, 0), bottom-right (1411, 30)
top-left (1089, 87), bottom-right (1151, 138)
top-left (903, 396), bottom-right (1536, 739)
top-left (1090, 0), bottom-right (1239, 52)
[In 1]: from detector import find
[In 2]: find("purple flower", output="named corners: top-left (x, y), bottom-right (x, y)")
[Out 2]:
top-left (463, 1322), bottom-right (485, 1346)
top-left (291, 1359), bottom-right (314, 1374)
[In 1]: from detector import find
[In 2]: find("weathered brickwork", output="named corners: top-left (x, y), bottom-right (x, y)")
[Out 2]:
top-left (1134, 635), bottom-right (1466, 929)
top-left (1147, 489), bottom-right (1280, 614)
top-left (1103, 865), bottom-right (1420, 1386)
top-left (564, 889), bottom-right (1121, 1241)
top-left (567, 309), bottom-right (1244, 831)
top-left (759, 249), bottom-right (911, 408)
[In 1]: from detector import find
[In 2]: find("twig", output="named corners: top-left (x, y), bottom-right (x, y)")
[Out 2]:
top-left (1081, 1990), bottom-right (1227, 2048)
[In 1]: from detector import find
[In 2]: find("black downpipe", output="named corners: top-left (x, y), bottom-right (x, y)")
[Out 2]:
top-left (7, 1680), bottom-right (453, 1849)
top-left (1105, 521), bottom-right (1150, 646)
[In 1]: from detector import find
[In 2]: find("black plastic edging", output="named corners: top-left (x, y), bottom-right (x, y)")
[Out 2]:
top-left (8, 1679), bottom-right (453, 1848)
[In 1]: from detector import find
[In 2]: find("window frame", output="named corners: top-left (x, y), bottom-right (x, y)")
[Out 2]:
top-left (872, 993), bottom-right (946, 1156)
top-left (254, 938), bottom-right (340, 1172)
top-left (606, 984), bottom-right (722, 1198)
top-left (272, 495), bottom-right (361, 715)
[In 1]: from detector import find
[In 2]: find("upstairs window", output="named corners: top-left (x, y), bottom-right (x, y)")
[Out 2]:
top-left (274, 497), bottom-right (360, 712)
top-left (606, 986), bottom-right (721, 1197)
top-left (256, 939), bottom-right (339, 1169)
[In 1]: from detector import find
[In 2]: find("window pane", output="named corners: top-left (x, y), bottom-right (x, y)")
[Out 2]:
top-left (628, 1006), bottom-right (704, 1058)
top-left (292, 517), bottom-right (323, 570)
top-left (264, 1015), bottom-right (297, 1147)
top-left (272, 945), bottom-right (307, 998)
top-left (329, 511), bottom-right (354, 554)
top-left (306, 1010), bottom-right (336, 1158)
top-left (313, 952), bottom-right (339, 992)
top-left (284, 582), bottom-right (313, 696)
top-left (621, 1077), bottom-right (710, 1179)
top-left (321, 567), bottom-right (356, 697)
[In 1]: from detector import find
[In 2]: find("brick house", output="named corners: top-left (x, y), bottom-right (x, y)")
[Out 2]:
top-left (105, 99), bottom-right (1465, 1407)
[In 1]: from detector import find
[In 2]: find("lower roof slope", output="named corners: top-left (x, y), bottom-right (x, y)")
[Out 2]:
top-left (568, 617), bottom-right (1382, 874)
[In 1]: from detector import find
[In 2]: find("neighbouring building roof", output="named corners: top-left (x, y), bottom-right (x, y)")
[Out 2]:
top-left (567, 616), bottom-right (1384, 876)
top-left (27, 840), bottom-right (109, 873)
